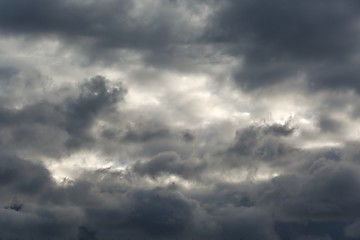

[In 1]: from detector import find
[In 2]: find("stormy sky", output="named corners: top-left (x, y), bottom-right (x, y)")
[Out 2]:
top-left (1, 0), bottom-right (360, 239)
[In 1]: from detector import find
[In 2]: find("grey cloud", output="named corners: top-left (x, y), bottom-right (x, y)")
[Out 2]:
top-left (213, 207), bottom-right (279, 240)
top-left (0, 75), bottom-right (126, 157)
top-left (0, 64), bottom-right (51, 106)
top-left (295, 236), bottom-right (333, 240)
top-left (0, 155), bottom-right (86, 239)
top-left (263, 120), bottom-right (296, 137)
top-left (0, 0), bottom-right (225, 74)
top-left (317, 115), bottom-right (343, 133)
top-left (0, 154), bottom-right (54, 195)
top-left (4, 197), bottom-right (23, 212)
top-left (197, 147), bottom-right (360, 239)
top-left (0, 0), bottom-right (133, 45)
top-left (2, 1), bottom-right (360, 238)
top-left (124, 129), bottom-right (198, 161)
top-left (0, 0), bottom-right (204, 67)
top-left (133, 151), bottom-right (206, 179)
top-left (2, 143), bottom-right (360, 239)
top-left (2, 96), bottom-right (360, 239)
top-left (205, 0), bottom-right (360, 92)
top-left (102, 122), bottom-right (193, 144)
top-left (2, 0), bottom-right (360, 93)
top-left (79, 187), bottom-right (203, 239)
top-left (0, 101), bottom-right (64, 127)
top-left (217, 0), bottom-right (359, 60)
top-left (122, 128), bottom-right (171, 143)
top-left (0, 205), bottom-right (83, 240)
top-left (257, 159), bottom-right (360, 221)
top-left (275, 221), bottom-right (343, 240)
top-left (64, 75), bottom-right (126, 149)
top-left (182, 130), bottom-right (195, 142)
top-left (77, 226), bottom-right (98, 240)
top-left (0, 65), bottom-right (18, 81)
top-left (125, 188), bottom-right (196, 236)
top-left (99, 120), bottom-right (199, 163)
top-left (224, 122), bottom-right (295, 166)
top-left (345, 220), bottom-right (360, 238)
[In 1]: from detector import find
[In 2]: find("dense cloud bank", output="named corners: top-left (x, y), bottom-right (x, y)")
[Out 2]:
top-left (1, 0), bottom-right (360, 239)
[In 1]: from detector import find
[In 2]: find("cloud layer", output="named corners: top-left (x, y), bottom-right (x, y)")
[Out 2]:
top-left (1, 0), bottom-right (360, 239)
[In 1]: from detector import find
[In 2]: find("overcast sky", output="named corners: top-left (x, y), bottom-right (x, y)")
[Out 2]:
top-left (1, 0), bottom-right (360, 239)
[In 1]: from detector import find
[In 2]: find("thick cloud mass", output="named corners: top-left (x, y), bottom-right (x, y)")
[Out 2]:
top-left (206, 0), bottom-right (360, 91)
top-left (1, 0), bottom-right (360, 239)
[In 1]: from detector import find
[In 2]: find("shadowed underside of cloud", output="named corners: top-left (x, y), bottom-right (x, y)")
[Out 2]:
top-left (1, 0), bottom-right (360, 239)
top-left (205, 0), bottom-right (360, 92)
top-left (0, 75), bottom-right (126, 157)
top-left (0, 0), bottom-right (359, 92)
top-left (2, 101), bottom-right (360, 239)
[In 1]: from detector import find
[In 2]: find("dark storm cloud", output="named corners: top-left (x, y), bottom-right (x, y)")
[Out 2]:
top-left (0, 0), bottom-right (197, 61)
top-left (64, 75), bottom-right (126, 149)
top-left (0, 0), bottom-right (217, 72)
top-left (257, 162), bottom-right (360, 220)
top-left (0, 101), bottom-right (64, 127)
top-left (3, 144), bottom-right (360, 239)
top-left (0, 75), bottom-right (126, 157)
top-left (0, 0), bottom-right (133, 46)
top-left (345, 220), bottom-right (360, 238)
top-left (0, 154), bottom-right (193, 239)
top-left (77, 226), bottom-right (98, 240)
top-left (212, 207), bottom-right (279, 240)
top-left (0, 205), bottom-right (82, 240)
top-left (0, 155), bottom-right (84, 239)
top-left (0, 154), bottom-right (53, 195)
top-left (205, 0), bottom-right (360, 91)
top-left (70, 185), bottom-right (204, 239)
top-left (1, 0), bottom-right (360, 91)
top-left (125, 188), bottom-right (196, 236)
top-left (250, 157), bottom-right (360, 240)
top-left (2, 1), bottom-right (360, 239)
top-left (275, 221), bottom-right (341, 240)
top-left (193, 146), bottom-right (360, 239)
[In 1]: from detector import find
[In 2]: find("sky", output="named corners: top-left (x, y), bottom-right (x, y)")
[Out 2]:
top-left (1, 0), bottom-right (360, 239)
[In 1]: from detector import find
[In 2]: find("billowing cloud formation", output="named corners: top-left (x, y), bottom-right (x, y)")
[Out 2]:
top-left (1, 0), bottom-right (360, 239)
top-left (206, 0), bottom-right (360, 92)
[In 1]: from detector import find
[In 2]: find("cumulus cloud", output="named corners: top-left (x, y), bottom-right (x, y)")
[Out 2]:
top-left (1, 0), bottom-right (360, 239)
